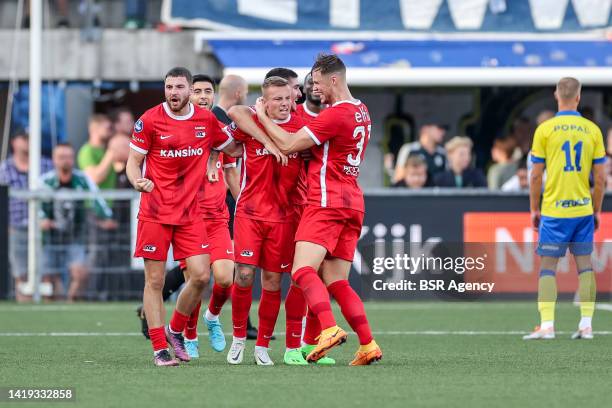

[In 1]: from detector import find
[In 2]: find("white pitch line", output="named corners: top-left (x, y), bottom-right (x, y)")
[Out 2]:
top-left (595, 304), bottom-right (612, 312)
top-left (1, 330), bottom-right (612, 337)
top-left (0, 303), bottom-right (589, 312)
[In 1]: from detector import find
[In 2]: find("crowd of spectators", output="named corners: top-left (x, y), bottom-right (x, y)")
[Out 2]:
top-left (0, 107), bottom-right (134, 301)
top-left (2, 102), bottom-right (612, 301)
top-left (390, 109), bottom-right (612, 192)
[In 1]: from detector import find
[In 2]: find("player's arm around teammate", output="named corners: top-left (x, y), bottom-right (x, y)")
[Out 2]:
top-left (253, 98), bottom-right (315, 155)
top-left (227, 105), bottom-right (287, 166)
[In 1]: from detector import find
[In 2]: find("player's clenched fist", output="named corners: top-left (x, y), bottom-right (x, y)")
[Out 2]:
top-left (135, 177), bottom-right (154, 192)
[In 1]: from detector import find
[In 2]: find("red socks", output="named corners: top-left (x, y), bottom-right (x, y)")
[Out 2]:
top-left (184, 300), bottom-right (201, 340)
top-left (256, 289), bottom-right (281, 348)
top-left (169, 310), bottom-right (189, 334)
top-left (293, 266), bottom-right (336, 330)
top-left (148, 326), bottom-right (167, 352)
top-left (302, 307), bottom-right (321, 345)
top-left (285, 284), bottom-right (307, 349)
top-left (328, 280), bottom-right (373, 345)
top-left (208, 283), bottom-right (232, 316)
top-left (231, 284), bottom-right (252, 338)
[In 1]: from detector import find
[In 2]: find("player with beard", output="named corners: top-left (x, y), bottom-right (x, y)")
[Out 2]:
top-left (127, 67), bottom-right (243, 366)
top-left (253, 54), bottom-right (382, 365)
top-left (137, 74), bottom-right (263, 342)
top-left (172, 74), bottom-right (241, 358)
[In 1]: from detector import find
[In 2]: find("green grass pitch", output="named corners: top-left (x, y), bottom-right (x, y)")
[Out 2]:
top-left (1, 301), bottom-right (611, 408)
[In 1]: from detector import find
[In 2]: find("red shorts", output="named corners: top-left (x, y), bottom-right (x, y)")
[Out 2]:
top-left (234, 216), bottom-right (296, 273)
top-left (178, 218), bottom-right (234, 270)
top-left (293, 204), bottom-right (307, 224)
top-left (134, 219), bottom-right (209, 261)
top-left (295, 206), bottom-right (364, 262)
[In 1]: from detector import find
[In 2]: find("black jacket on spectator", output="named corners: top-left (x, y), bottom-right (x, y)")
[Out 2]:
top-left (433, 168), bottom-right (487, 188)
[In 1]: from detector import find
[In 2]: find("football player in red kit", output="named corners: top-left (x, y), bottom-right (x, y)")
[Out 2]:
top-left (224, 76), bottom-right (305, 366)
top-left (127, 67), bottom-right (242, 367)
top-left (254, 55), bottom-right (382, 366)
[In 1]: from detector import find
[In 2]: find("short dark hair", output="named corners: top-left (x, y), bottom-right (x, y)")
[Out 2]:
top-left (312, 53), bottom-right (346, 76)
top-left (405, 154), bottom-right (427, 169)
top-left (109, 106), bottom-right (132, 124)
top-left (265, 68), bottom-right (298, 81)
top-left (193, 74), bottom-right (215, 88)
top-left (165, 67), bottom-right (192, 84)
top-left (11, 129), bottom-right (28, 141)
top-left (54, 142), bottom-right (73, 150)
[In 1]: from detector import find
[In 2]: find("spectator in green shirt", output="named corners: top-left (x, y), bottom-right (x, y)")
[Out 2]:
top-left (77, 114), bottom-right (116, 190)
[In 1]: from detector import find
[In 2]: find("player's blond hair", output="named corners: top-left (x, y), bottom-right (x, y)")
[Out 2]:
top-left (261, 76), bottom-right (289, 90)
top-left (445, 136), bottom-right (473, 154)
top-left (556, 77), bottom-right (581, 100)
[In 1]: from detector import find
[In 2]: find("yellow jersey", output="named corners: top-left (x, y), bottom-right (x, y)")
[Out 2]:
top-left (531, 110), bottom-right (606, 218)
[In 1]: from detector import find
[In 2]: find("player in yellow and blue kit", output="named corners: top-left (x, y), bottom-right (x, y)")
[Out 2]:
top-left (523, 77), bottom-right (606, 341)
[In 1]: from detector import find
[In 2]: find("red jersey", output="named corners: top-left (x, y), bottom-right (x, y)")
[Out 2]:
top-left (198, 152), bottom-right (236, 220)
top-left (225, 110), bottom-right (304, 222)
top-left (292, 103), bottom-right (322, 208)
top-left (302, 100), bottom-right (370, 213)
top-left (295, 103), bottom-right (320, 124)
top-left (130, 102), bottom-right (233, 225)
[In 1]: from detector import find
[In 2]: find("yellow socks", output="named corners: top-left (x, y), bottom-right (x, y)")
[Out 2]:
top-left (537, 269), bottom-right (557, 326)
top-left (578, 269), bottom-right (596, 326)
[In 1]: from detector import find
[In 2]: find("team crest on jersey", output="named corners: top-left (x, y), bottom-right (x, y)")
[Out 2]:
top-left (195, 131), bottom-right (206, 138)
top-left (134, 119), bottom-right (143, 133)
top-left (143, 245), bottom-right (156, 252)
top-left (241, 250), bottom-right (254, 257)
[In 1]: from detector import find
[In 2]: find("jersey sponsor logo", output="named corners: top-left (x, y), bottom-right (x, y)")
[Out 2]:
top-left (226, 249), bottom-right (233, 254)
top-left (160, 147), bottom-right (204, 158)
top-left (143, 244), bottom-right (156, 252)
top-left (241, 250), bottom-right (254, 257)
top-left (195, 131), bottom-right (206, 138)
top-left (343, 165), bottom-right (360, 176)
top-left (553, 124), bottom-right (590, 134)
top-left (256, 148), bottom-right (274, 156)
top-left (202, 244), bottom-right (210, 249)
top-left (160, 135), bottom-right (173, 140)
top-left (354, 106), bottom-right (370, 123)
top-left (134, 119), bottom-right (143, 133)
top-left (132, 136), bottom-right (145, 144)
top-left (555, 197), bottom-right (591, 208)
top-left (281, 263), bottom-right (290, 268)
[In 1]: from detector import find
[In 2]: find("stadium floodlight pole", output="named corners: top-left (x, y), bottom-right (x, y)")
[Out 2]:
top-left (27, 0), bottom-right (43, 303)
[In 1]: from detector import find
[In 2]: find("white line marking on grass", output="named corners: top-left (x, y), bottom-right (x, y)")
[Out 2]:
top-left (0, 303), bottom-right (566, 312)
top-left (595, 304), bottom-right (612, 312)
top-left (2, 330), bottom-right (612, 337)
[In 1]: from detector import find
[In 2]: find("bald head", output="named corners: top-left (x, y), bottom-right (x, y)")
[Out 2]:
top-left (218, 75), bottom-right (248, 108)
top-left (555, 77), bottom-right (581, 101)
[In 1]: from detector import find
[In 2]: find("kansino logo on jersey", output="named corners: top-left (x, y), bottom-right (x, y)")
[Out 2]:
top-left (159, 147), bottom-right (204, 158)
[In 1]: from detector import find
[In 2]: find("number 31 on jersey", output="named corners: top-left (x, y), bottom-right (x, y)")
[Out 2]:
top-left (348, 125), bottom-right (371, 167)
